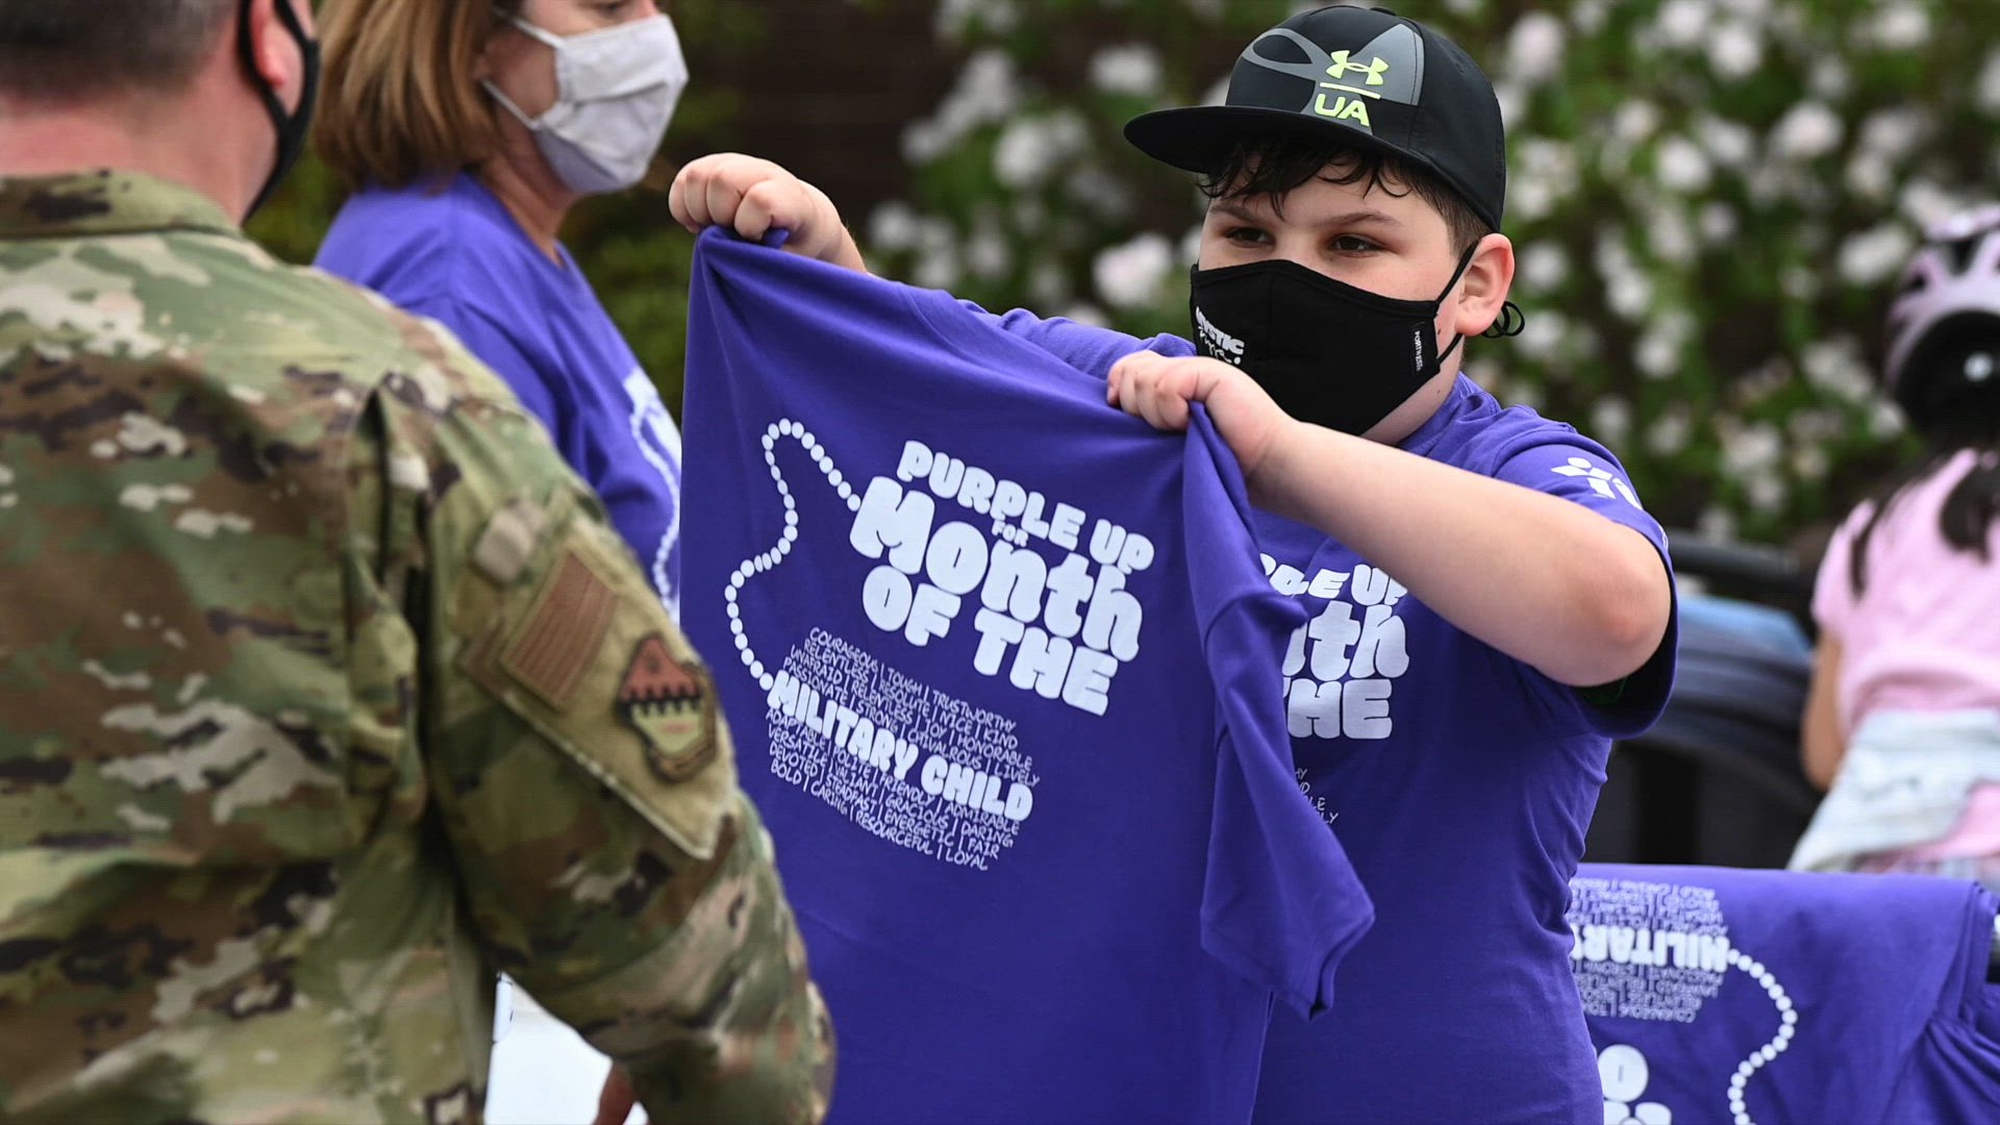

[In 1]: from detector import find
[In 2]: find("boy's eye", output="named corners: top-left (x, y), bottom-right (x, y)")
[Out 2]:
top-left (1224, 226), bottom-right (1270, 245)
top-left (1331, 235), bottom-right (1381, 253)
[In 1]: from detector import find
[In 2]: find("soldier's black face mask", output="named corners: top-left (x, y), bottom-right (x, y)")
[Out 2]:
top-left (1187, 245), bottom-right (1478, 437)
top-left (237, 0), bottom-right (322, 220)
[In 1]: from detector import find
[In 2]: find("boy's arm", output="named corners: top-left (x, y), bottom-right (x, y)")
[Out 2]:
top-left (1109, 351), bottom-right (1672, 689)
top-left (1801, 635), bottom-right (1847, 790)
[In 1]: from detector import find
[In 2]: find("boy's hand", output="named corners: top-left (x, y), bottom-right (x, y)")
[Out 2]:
top-left (669, 153), bottom-right (868, 273)
top-left (1107, 351), bottom-right (1293, 490)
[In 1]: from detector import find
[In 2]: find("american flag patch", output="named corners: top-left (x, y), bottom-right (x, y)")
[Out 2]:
top-left (500, 550), bottom-right (617, 711)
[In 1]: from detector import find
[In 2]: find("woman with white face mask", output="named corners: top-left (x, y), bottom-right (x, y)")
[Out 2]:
top-left (310, 5), bottom-right (695, 1121)
top-left (313, 0), bottom-right (692, 622)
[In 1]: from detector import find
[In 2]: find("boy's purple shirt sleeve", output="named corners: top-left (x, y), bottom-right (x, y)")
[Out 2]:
top-left (963, 302), bottom-right (1198, 376)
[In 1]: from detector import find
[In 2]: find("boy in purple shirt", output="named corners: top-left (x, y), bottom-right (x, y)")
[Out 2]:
top-left (673, 6), bottom-right (1676, 1121)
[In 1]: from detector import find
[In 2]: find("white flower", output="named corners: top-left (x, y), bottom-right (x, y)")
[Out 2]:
top-left (914, 247), bottom-right (963, 291)
top-left (1506, 12), bottom-right (1567, 85)
top-left (1646, 409), bottom-right (1693, 456)
top-left (965, 222), bottom-right (1013, 280)
top-left (1493, 81), bottom-right (1527, 130)
top-left (1571, 0), bottom-right (1609, 34)
top-left (1699, 202), bottom-right (1739, 244)
top-left (1655, 136), bottom-right (1712, 193)
top-left (1060, 303), bottom-right (1110, 329)
top-left (1636, 312), bottom-right (1693, 378)
top-left (1609, 271), bottom-right (1653, 321)
top-left (1511, 140), bottom-right (1577, 222)
top-left (1782, 266), bottom-right (1820, 301)
top-left (1838, 223), bottom-right (1915, 286)
top-left (1902, 179), bottom-right (1974, 228)
top-left (1647, 206), bottom-right (1696, 265)
top-left (1771, 100), bottom-right (1844, 162)
top-left (1859, 1), bottom-right (1930, 51)
top-left (1979, 50), bottom-right (2000, 114)
top-left (1746, 469), bottom-right (1789, 515)
top-left (1090, 44), bottom-right (1164, 98)
top-left (1720, 420), bottom-right (1784, 475)
top-left (1803, 337), bottom-right (1877, 403)
top-left (1178, 223), bottom-right (1203, 269)
top-left (1788, 406), bottom-right (1846, 445)
top-left (1710, 23), bottom-right (1764, 80)
top-left (1846, 154), bottom-right (1894, 201)
top-left (903, 50), bottom-right (1019, 165)
top-left (1093, 232), bottom-right (1175, 310)
top-left (1809, 57), bottom-right (1851, 100)
top-left (936, 0), bottom-right (1018, 41)
top-left (1515, 309), bottom-right (1569, 361)
top-left (1655, 0), bottom-right (1712, 47)
top-left (1518, 241), bottom-right (1570, 293)
top-left (1591, 397), bottom-right (1634, 446)
top-left (1696, 116), bottom-right (1756, 168)
top-left (992, 113), bottom-right (1087, 189)
top-left (867, 201), bottom-right (922, 254)
top-left (1857, 107), bottom-right (1931, 163)
top-left (1027, 260), bottom-right (1070, 307)
top-left (1698, 504), bottom-right (1738, 542)
top-left (1613, 100), bottom-right (1662, 144)
top-left (1791, 444), bottom-right (1831, 482)
top-left (1869, 400), bottom-right (1906, 438)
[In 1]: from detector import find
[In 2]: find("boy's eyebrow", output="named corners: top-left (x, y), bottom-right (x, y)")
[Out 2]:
top-left (1208, 198), bottom-right (1405, 228)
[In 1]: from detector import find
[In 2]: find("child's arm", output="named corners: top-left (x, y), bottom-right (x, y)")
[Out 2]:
top-left (1109, 351), bottom-right (1672, 689)
top-left (1800, 635), bottom-right (1846, 790)
top-left (669, 154), bottom-right (868, 274)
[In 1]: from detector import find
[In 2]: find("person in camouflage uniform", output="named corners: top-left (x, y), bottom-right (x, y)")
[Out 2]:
top-left (0, 2), bottom-right (834, 1122)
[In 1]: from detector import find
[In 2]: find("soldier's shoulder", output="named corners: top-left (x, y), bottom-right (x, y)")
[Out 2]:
top-left (191, 242), bottom-right (518, 404)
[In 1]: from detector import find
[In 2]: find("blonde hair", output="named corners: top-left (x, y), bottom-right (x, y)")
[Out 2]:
top-left (314, 0), bottom-right (518, 189)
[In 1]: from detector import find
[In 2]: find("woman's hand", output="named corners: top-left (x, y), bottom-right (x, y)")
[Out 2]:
top-left (669, 153), bottom-right (868, 273)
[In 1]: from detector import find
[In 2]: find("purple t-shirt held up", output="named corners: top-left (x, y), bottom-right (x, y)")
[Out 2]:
top-left (980, 311), bottom-right (1680, 1125)
top-left (679, 229), bottom-right (1373, 1124)
top-left (315, 173), bottom-right (686, 616)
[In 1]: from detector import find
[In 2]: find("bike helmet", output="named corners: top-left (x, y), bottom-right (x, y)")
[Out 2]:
top-left (1884, 204), bottom-right (2000, 425)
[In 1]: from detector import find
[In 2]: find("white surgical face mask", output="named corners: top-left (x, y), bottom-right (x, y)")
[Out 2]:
top-left (484, 13), bottom-right (688, 196)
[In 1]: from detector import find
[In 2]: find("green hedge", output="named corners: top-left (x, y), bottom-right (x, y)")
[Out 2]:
top-left (256, 0), bottom-right (2000, 545)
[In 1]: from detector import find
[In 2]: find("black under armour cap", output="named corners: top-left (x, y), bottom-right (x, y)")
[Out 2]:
top-left (1125, 5), bottom-right (1507, 231)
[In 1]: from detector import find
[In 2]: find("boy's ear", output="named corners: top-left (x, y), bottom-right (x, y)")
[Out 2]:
top-left (1452, 232), bottom-right (1516, 339)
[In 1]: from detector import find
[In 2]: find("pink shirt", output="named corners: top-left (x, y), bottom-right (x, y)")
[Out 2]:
top-left (1815, 450), bottom-right (2000, 737)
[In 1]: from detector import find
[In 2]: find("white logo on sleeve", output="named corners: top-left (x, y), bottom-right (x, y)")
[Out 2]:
top-left (1599, 1045), bottom-right (1672, 1124)
top-left (1553, 456), bottom-right (1643, 509)
top-left (623, 369), bottom-right (684, 617)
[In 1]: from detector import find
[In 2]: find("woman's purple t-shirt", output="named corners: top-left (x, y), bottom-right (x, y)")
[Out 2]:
top-left (315, 173), bottom-right (686, 615)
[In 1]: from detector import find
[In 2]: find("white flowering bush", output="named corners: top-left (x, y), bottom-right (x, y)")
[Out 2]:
top-left (861, 0), bottom-right (2000, 543)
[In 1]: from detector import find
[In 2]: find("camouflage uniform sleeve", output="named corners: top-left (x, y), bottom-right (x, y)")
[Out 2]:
top-left (374, 316), bottom-right (834, 1123)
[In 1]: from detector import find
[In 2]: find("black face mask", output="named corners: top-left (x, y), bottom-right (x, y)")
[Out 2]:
top-left (1188, 247), bottom-right (1480, 436)
top-left (236, 0), bottom-right (322, 220)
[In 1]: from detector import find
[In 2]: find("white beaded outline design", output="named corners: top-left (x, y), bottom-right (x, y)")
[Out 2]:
top-left (724, 418), bottom-right (859, 696)
top-left (1723, 947), bottom-right (1798, 1125)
